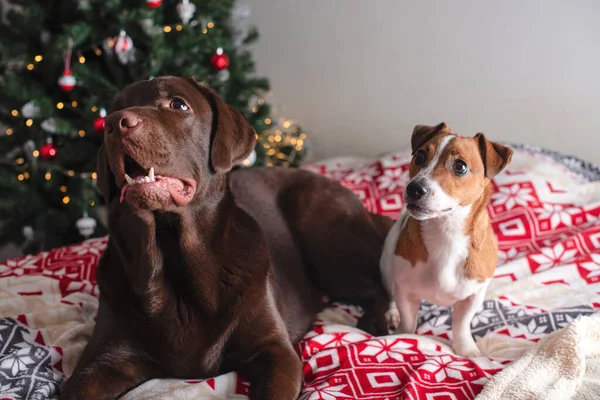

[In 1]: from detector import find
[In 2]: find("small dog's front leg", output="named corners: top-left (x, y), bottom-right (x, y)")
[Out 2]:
top-left (385, 300), bottom-right (400, 334)
top-left (451, 282), bottom-right (488, 358)
top-left (395, 291), bottom-right (420, 334)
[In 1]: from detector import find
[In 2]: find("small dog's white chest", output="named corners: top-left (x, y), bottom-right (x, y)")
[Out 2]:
top-left (394, 253), bottom-right (481, 307)
top-left (387, 209), bottom-right (484, 307)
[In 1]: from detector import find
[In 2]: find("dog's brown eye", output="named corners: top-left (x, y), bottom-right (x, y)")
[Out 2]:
top-left (414, 150), bottom-right (426, 166)
top-left (453, 160), bottom-right (469, 175)
top-left (170, 99), bottom-right (189, 111)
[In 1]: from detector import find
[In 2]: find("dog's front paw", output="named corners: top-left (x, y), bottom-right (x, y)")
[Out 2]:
top-left (453, 340), bottom-right (482, 358)
top-left (385, 308), bottom-right (400, 334)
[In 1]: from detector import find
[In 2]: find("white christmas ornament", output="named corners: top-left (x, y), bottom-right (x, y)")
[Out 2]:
top-left (242, 149), bottom-right (257, 167)
top-left (76, 214), bottom-right (97, 238)
top-left (113, 30), bottom-right (135, 65)
top-left (22, 226), bottom-right (34, 241)
top-left (41, 118), bottom-right (57, 133)
top-left (177, 0), bottom-right (196, 24)
top-left (23, 140), bottom-right (35, 153)
top-left (230, 3), bottom-right (251, 47)
top-left (21, 101), bottom-right (40, 118)
top-left (230, 3), bottom-right (251, 24)
top-left (217, 69), bottom-right (230, 83)
top-left (141, 18), bottom-right (162, 36)
top-left (40, 30), bottom-right (51, 45)
top-left (77, 0), bottom-right (91, 11)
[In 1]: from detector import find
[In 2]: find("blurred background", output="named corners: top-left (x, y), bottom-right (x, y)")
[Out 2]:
top-left (247, 0), bottom-right (600, 164)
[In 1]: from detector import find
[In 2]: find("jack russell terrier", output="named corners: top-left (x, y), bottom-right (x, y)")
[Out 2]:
top-left (380, 122), bottom-right (513, 357)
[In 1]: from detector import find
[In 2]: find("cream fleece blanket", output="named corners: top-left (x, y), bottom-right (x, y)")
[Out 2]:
top-left (476, 312), bottom-right (600, 400)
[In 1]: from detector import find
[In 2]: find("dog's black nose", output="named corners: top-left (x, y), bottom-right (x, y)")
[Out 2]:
top-left (406, 181), bottom-right (429, 200)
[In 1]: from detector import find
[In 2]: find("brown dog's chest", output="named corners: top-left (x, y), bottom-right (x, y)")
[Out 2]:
top-left (152, 307), bottom-right (237, 377)
top-left (104, 272), bottom-right (263, 379)
top-left (97, 233), bottom-right (267, 379)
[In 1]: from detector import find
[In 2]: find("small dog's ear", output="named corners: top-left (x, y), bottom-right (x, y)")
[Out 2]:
top-left (475, 133), bottom-right (514, 179)
top-left (411, 122), bottom-right (450, 154)
top-left (96, 144), bottom-right (118, 204)
top-left (187, 77), bottom-right (256, 173)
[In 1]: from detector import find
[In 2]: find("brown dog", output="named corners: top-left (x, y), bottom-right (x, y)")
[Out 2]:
top-left (60, 76), bottom-right (391, 400)
top-left (230, 167), bottom-right (394, 335)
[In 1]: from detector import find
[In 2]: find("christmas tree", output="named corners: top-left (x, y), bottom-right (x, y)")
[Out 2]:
top-left (0, 0), bottom-right (309, 254)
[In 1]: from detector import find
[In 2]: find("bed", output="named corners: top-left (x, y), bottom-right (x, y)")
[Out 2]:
top-left (0, 144), bottom-right (599, 399)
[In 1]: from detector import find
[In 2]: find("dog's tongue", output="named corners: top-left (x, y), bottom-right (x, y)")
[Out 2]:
top-left (120, 185), bottom-right (128, 203)
top-left (120, 176), bottom-right (190, 207)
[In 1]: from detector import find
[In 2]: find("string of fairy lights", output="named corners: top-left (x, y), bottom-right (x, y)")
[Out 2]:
top-left (3, 15), bottom-right (308, 213)
top-left (257, 119), bottom-right (308, 167)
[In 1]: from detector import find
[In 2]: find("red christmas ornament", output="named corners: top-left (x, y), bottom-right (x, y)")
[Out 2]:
top-left (40, 140), bottom-right (57, 160)
top-left (210, 48), bottom-right (230, 71)
top-left (146, 0), bottom-right (162, 7)
top-left (58, 70), bottom-right (76, 92)
top-left (58, 38), bottom-right (76, 92)
top-left (93, 108), bottom-right (107, 134)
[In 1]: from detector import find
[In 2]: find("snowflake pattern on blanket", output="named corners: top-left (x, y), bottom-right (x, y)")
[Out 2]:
top-left (419, 300), bottom-right (596, 341)
top-left (0, 318), bottom-right (62, 400)
top-left (0, 145), bottom-right (599, 400)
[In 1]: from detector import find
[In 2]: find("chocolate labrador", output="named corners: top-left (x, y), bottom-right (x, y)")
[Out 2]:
top-left (60, 76), bottom-right (392, 400)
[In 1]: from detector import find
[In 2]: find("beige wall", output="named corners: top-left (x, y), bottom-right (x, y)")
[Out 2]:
top-left (247, 0), bottom-right (600, 164)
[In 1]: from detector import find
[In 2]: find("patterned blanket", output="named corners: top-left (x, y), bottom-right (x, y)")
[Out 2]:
top-left (0, 145), bottom-right (599, 399)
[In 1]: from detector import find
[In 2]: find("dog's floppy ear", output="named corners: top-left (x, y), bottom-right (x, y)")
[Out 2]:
top-left (96, 144), bottom-right (118, 204)
top-left (475, 133), bottom-right (514, 179)
top-left (411, 122), bottom-right (451, 154)
top-left (187, 78), bottom-right (256, 173)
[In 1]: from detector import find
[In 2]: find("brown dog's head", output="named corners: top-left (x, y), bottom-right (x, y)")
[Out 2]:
top-left (403, 122), bottom-right (513, 220)
top-left (97, 76), bottom-right (256, 211)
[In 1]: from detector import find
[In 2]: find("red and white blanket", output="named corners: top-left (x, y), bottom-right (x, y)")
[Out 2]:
top-left (0, 144), bottom-right (599, 399)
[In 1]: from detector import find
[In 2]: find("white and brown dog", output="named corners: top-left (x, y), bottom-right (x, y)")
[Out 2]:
top-left (380, 123), bottom-right (513, 357)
